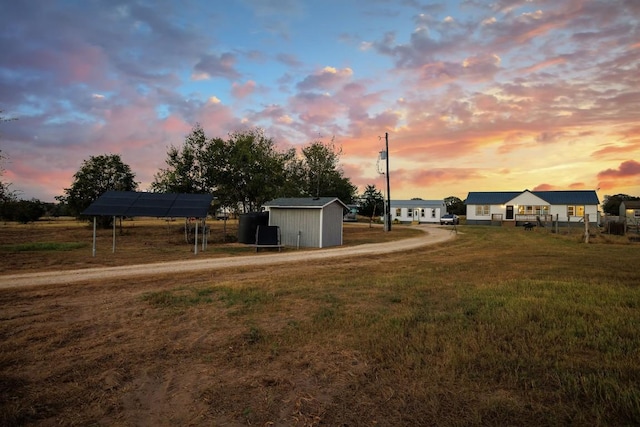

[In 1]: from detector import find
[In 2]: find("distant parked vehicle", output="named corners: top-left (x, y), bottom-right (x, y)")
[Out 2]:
top-left (440, 213), bottom-right (459, 225)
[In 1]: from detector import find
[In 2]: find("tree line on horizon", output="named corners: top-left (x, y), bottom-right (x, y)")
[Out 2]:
top-left (1, 113), bottom-right (638, 224)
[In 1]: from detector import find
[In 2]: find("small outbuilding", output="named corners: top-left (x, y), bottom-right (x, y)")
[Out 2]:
top-left (619, 200), bottom-right (640, 226)
top-left (263, 197), bottom-right (348, 248)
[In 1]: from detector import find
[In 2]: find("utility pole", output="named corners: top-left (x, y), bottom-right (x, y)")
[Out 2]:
top-left (385, 132), bottom-right (391, 231)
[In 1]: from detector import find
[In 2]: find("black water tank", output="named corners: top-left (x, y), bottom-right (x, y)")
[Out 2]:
top-left (238, 212), bottom-right (269, 243)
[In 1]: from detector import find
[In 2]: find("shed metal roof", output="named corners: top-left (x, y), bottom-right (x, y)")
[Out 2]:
top-left (81, 191), bottom-right (213, 217)
top-left (263, 197), bottom-right (348, 209)
top-left (465, 190), bottom-right (599, 205)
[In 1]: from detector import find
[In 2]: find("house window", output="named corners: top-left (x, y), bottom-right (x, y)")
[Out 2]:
top-left (431, 209), bottom-right (436, 218)
top-left (567, 206), bottom-right (585, 217)
top-left (407, 209), bottom-right (412, 217)
top-left (635, 210), bottom-right (640, 218)
top-left (518, 205), bottom-right (550, 215)
top-left (421, 209), bottom-right (425, 217)
top-left (395, 208), bottom-right (401, 217)
top-left (475, 205), bottom-right (490, 216)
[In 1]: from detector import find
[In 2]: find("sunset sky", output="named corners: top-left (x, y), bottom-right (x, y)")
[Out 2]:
top-left (1, 0), bottom-right (639, 204)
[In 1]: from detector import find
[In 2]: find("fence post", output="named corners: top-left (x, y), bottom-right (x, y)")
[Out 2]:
top-left (584, 213), bottom-right (589, 243)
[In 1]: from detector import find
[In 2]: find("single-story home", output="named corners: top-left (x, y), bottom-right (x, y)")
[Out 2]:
top-left (619, 200), bottom-right (640, 225)
top-left (263, 197), bottom-right (347, 248)
top-left (388, 199), bottom-right (447, 224)
top-left (465, 190), bottom-right (600, 226)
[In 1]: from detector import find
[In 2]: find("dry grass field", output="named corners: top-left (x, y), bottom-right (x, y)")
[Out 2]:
top-left (1, 219), bottom-right (639, 426)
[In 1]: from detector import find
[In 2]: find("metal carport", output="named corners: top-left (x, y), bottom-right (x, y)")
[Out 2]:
top-left (81, 191), bottom-right (214, 256)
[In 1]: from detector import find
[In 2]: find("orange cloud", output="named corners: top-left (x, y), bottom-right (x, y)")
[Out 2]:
top-left (520, 57), bottom-right (566, 74)
top-left (597, 160), bottom-right (640, 179)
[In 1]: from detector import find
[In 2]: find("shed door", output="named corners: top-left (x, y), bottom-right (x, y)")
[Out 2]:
top-left (506, 205), bottom-right (514, 220)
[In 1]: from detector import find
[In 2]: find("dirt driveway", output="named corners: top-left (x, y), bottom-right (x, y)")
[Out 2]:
top-left (0, 226), bottom-right (455, 289)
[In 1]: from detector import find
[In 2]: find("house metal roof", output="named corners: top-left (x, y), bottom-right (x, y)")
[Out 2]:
top-left (81, 191), bottom-right (214, 217)
top-left (263, 197), bottom-right (348, 209)
top-left (390, 199), bottom-right (446, 208)
top-left (466, 190), bottom-right (599, 205)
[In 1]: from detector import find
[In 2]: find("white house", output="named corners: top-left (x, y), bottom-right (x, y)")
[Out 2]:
top-left (388, 199), bottom-right (447, 224)
top-left (465, 190), bottom-right (600, 226)
top-left (619, 200), bottom-right (640, 225)
top-left (263, 197), bottom-right (347, 248)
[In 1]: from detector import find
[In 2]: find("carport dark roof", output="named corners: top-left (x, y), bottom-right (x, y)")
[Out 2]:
top-left (81, 191), bottom-right (213, 217)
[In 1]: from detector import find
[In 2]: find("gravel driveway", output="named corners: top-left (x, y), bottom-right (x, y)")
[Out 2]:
top-left (0, 225), bottom-right (455, 289)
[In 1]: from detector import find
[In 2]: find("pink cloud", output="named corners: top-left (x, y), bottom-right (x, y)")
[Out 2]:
top-left (231, 80), bottom-right (257, 99)
top-left (533, 183), bottom-right (555, 191)
top-left (288, 92), bottom-right (344, 125)
top-left (296, 67), bottom-right (353, 91)
top-left (519, 57), bottom-right (567, 74)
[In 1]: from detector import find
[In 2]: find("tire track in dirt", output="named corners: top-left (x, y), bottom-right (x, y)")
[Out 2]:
top-left (0, 226), bottom-right (455, 289)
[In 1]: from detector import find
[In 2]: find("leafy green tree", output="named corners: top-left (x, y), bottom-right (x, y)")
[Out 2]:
top-left (358, 184), bottom-right (385, 221)
top-left (218, 128), bottom-right (296, 212)
top-left (444, 196), bottom-right (465, 215)
top-left (602, 194), bottom-right (640, 216)
top-left (0, 149), bottom-right (15, 205)
top-left (1, 111), bottom-right (18, 205)
top-left (153, 126), bottom-right (296, 213)
top-left (300, 139), bottom-right (356, 203)
top-left (2, 199), bottom-right (46, 223)
top-left (60, 154), bottom-right (138, 227)
top-left (151, 124), bottom-right (215, 194)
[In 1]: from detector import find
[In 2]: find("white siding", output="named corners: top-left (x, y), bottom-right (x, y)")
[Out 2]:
top-left (269, 208), bottom-right (320, 247)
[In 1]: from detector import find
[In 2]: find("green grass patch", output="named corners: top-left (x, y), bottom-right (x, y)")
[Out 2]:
top-left (0, 242), bottom-right (87, 252)
top-left (142, 287), bottom-right (215, 308)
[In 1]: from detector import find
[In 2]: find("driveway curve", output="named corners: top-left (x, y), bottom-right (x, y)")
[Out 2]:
top-left (0, 225), bottom-right (456, 289)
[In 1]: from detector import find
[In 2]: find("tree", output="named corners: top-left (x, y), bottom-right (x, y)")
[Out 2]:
top-left (602, 194), bottom-right (640, 215)
top-left (0, 111), bottom-right (17, 205)
top-left (444, 196), bottom-right (466, 215)
top-left (358, 184), bottom-right (385, 224)
top-left (300, 139), bottom-right (357, 203)
top-left (218, 128), bottom-right (295, 212)
top-left (151, 124), bottom-right (214, 194)
top-left (60, 154), bottom-right (138, 227)
top-left (153, 126), bottom-right (296, 213)
top-left (2, 199), bottom-right (46, 223)
top-left (0, 150), bottom-right (15, 206)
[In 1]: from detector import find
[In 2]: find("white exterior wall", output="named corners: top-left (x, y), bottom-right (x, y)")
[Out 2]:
top-left (467, 201), bottom-right (599, 223)
top-left (466, 205), bottom-right (502, 222)
top-left (269, 208), bottom-right (321, 247)
top-left (549, 205), bottom-right (599, 223)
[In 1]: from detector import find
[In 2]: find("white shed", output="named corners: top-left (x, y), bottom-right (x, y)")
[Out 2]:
top-left (263, 197), bottom-right (348, 248)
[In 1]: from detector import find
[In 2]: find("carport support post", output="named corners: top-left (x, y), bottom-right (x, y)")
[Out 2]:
top-left (112, 216), bottom-right (116, 253)
top-left (92, 217), bottom-right (97, 257)
top-left (194, 219), bottom-right (199, 255)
